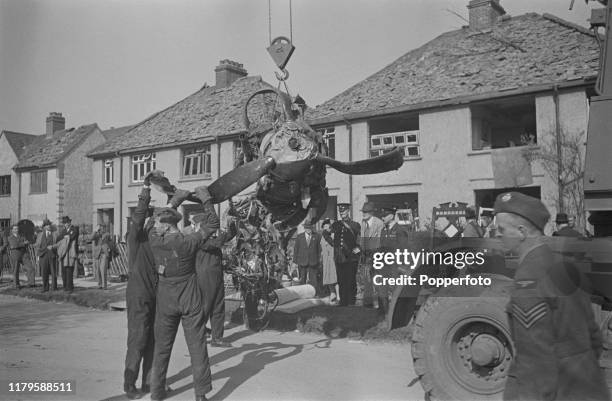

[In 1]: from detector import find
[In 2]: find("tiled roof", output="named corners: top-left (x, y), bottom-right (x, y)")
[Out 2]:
top-left (15, 124), bottom-right (99, 170)
top-left (88, 125), bottom-right (134, 156)
top-left (89, 76), bottom-right (274, 157)
top-left (307, 13), bottom-right (600, 123)
top-left (2, 131), bottom-right (38, 157)
top-left (101, 125), bottom-right (133, 141)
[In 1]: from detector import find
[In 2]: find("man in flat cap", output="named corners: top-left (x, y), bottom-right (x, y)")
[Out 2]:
top-left (480, 209), bottom-right (495, 238)
top-left (377, 206), bottom-right (408, 315)
top-left (293, 222), bottom-right (322, 293)
top-left (35, 219), bottom-right (58, 292)
top-left (331, 203), bottom-right (361, 306)
top-left (494, 192), bottom-right (609, 401)
top-left (360, 201), bottom-right (383, 308)
top-left (192, 208), bottom-right (236, 348)
top-left (552, 213), bottom-right (582, 237)
top-left (148, 185), bottom-right (218, 401)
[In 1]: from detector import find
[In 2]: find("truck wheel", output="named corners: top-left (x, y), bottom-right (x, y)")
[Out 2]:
top-left (412, 279), bottom-right (514, 401)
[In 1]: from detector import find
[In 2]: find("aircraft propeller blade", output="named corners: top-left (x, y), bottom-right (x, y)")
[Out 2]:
top-left (316, 147), bottom-right (403, 175)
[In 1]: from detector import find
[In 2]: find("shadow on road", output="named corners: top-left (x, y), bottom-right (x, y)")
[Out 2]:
top-left (99, 328), bottom-right (332, 401)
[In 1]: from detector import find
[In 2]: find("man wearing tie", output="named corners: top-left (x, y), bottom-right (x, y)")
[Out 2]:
top-left (35, 219), bottom-right (58, 292)
top-left (293, 222), bottom-right (322, 294)
top-left (360, 201), bottom-right (383, 308)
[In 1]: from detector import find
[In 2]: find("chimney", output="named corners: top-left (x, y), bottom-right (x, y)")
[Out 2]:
top-left (46, 112), bottom-right (65, 137)
top-left (467, 0), bottom-right (506, 30)
top-left (214, 60), bottom-right (247, 88)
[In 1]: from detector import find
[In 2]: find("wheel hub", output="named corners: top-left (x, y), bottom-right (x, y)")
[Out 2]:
top-left (470, 334), bottom-right (505, 367)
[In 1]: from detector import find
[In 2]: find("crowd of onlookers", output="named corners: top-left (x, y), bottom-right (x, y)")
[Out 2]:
top-left (0, 217), bottom-right (117, 291)
top-left (290, 200), bottom-right (584, 311)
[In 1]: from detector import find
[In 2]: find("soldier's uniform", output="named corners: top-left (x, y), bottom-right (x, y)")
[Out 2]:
top-left (331, 203), bottom-right (361, 306)
top-left (148, 188), bottom-right (218, 401)
top-left (494, 192), bottom-right (610, 401)
top-left (124, 186), bottom-right (158, 396)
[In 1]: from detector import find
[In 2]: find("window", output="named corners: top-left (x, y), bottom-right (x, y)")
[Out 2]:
top-left (233, 140), bottom-right (243, 166)
top-left (471, 97), bottom-right (536, 150)
top-left (370, 131), bottom-right (419, 158)
top-left (103, 159), bottom-right (114, 186)
top-left (0, 175), bottom-right (10, 196)
top-left (182, 146), bottom-right (211, 177)
top-left (30, 170), bottom-right (47, 194)
top-left (369, 115), bottom-right (419, 159)
top-left (131, 153), bottom-right (156, 182)
top-left (0, 218), bottom-right (10, 233)
top-left (317, 127), bottom-right (335, 159)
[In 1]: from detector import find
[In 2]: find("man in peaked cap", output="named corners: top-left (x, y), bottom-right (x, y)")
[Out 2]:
top-left (360, 201), bottom-right (383, 308)
top-left (331, 203), bottom-right (361, 306)
top-left (494, 192), bottom-right (609, 401)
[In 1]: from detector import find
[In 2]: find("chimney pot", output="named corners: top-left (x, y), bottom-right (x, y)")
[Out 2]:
top-left (46, 112), bottom-right (66, 137)
top-left (215, 60), bottom-right (247, 88)
top-left (467, 0), bottom-right (506, 30)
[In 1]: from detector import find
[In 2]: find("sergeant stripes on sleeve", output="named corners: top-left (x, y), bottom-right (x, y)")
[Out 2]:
top-left (512, 302), bottom-right (548, 329)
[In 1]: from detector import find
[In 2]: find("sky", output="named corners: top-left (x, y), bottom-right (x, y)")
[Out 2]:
top-left (0, 0), bottom-right (599, 135)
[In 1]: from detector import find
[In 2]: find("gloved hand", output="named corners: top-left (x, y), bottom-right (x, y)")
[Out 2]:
top-left (194, 185), bottom-right (212, 205)
top-left (168, 189), bottom-right (191, 209)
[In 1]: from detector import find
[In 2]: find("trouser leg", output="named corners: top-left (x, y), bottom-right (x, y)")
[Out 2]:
top-left (308, 266), bottom-right (319, 295)
top-left (347, 261), bottom-right (357, 305)
top-left (25, 256), bottom-right (35, 286)
top-left (362, 258), bottom-right (374, 306)
top-left (180, 278), bottom-right (211, 397)
top-left (51, 259), bottom-right (58, 290)
top-left (11, 255), bottom-right (21, 288)
top-left (298, 265), bottom-right (308, 285)
top-left (61, 261), bottom-right (67, 289)
top-left (93, 256), bottom-right (99, 282)
top-left (41, 255), bottom-right (50, 291)
top-left (336, 263), bottom-right (348, 306)
top-left (150, 287), bottom-right (180, 399)
top-left (64, 265), bottom-right (74, 291)
top-left (202, 267), bottom-right (225, 341)
top-left (100, 255), bottom-right (109, 289)
top-left (124, 296), bottom-right (155, 392)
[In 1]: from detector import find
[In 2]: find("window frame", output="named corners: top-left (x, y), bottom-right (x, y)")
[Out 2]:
top-left (30, 170), bottom-right (48, 194)
top-left (0, 175), bottom-right (10, 196)
top-left (181, 145), bottom-right (212, 178)
top-left (317, 127), bottom-right (336, 159)
top-left (369, 130), bottom-right (420, 159)
top-left (131, 153), bottom-right (157, 183)
top-left (103, 159), bottom-right (114, 186)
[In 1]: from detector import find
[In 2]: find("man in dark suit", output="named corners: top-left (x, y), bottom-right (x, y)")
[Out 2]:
top-left (331, 203), bottom-right (361, 306)
top-left (552, 213), bottom-right (583, 237)
top-left (293, 222), bottom-right (322, 294)
top-left (494, 192), bottom-right (609, 401)
top-left (8, 224), bottom-right (33, 289)
top-left (35, 219), bottom-right (58, 292)
top-left (378, 206), bottom-right (408, 315)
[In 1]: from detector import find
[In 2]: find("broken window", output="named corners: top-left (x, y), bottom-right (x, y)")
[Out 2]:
top-left (471, 97), bottom-right (536, 150)
top-left (369, 114), bottom-right (419, 158)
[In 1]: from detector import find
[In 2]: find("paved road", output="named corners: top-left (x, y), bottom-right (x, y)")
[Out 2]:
top-left (0, 295), bottom-right (424, 401)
